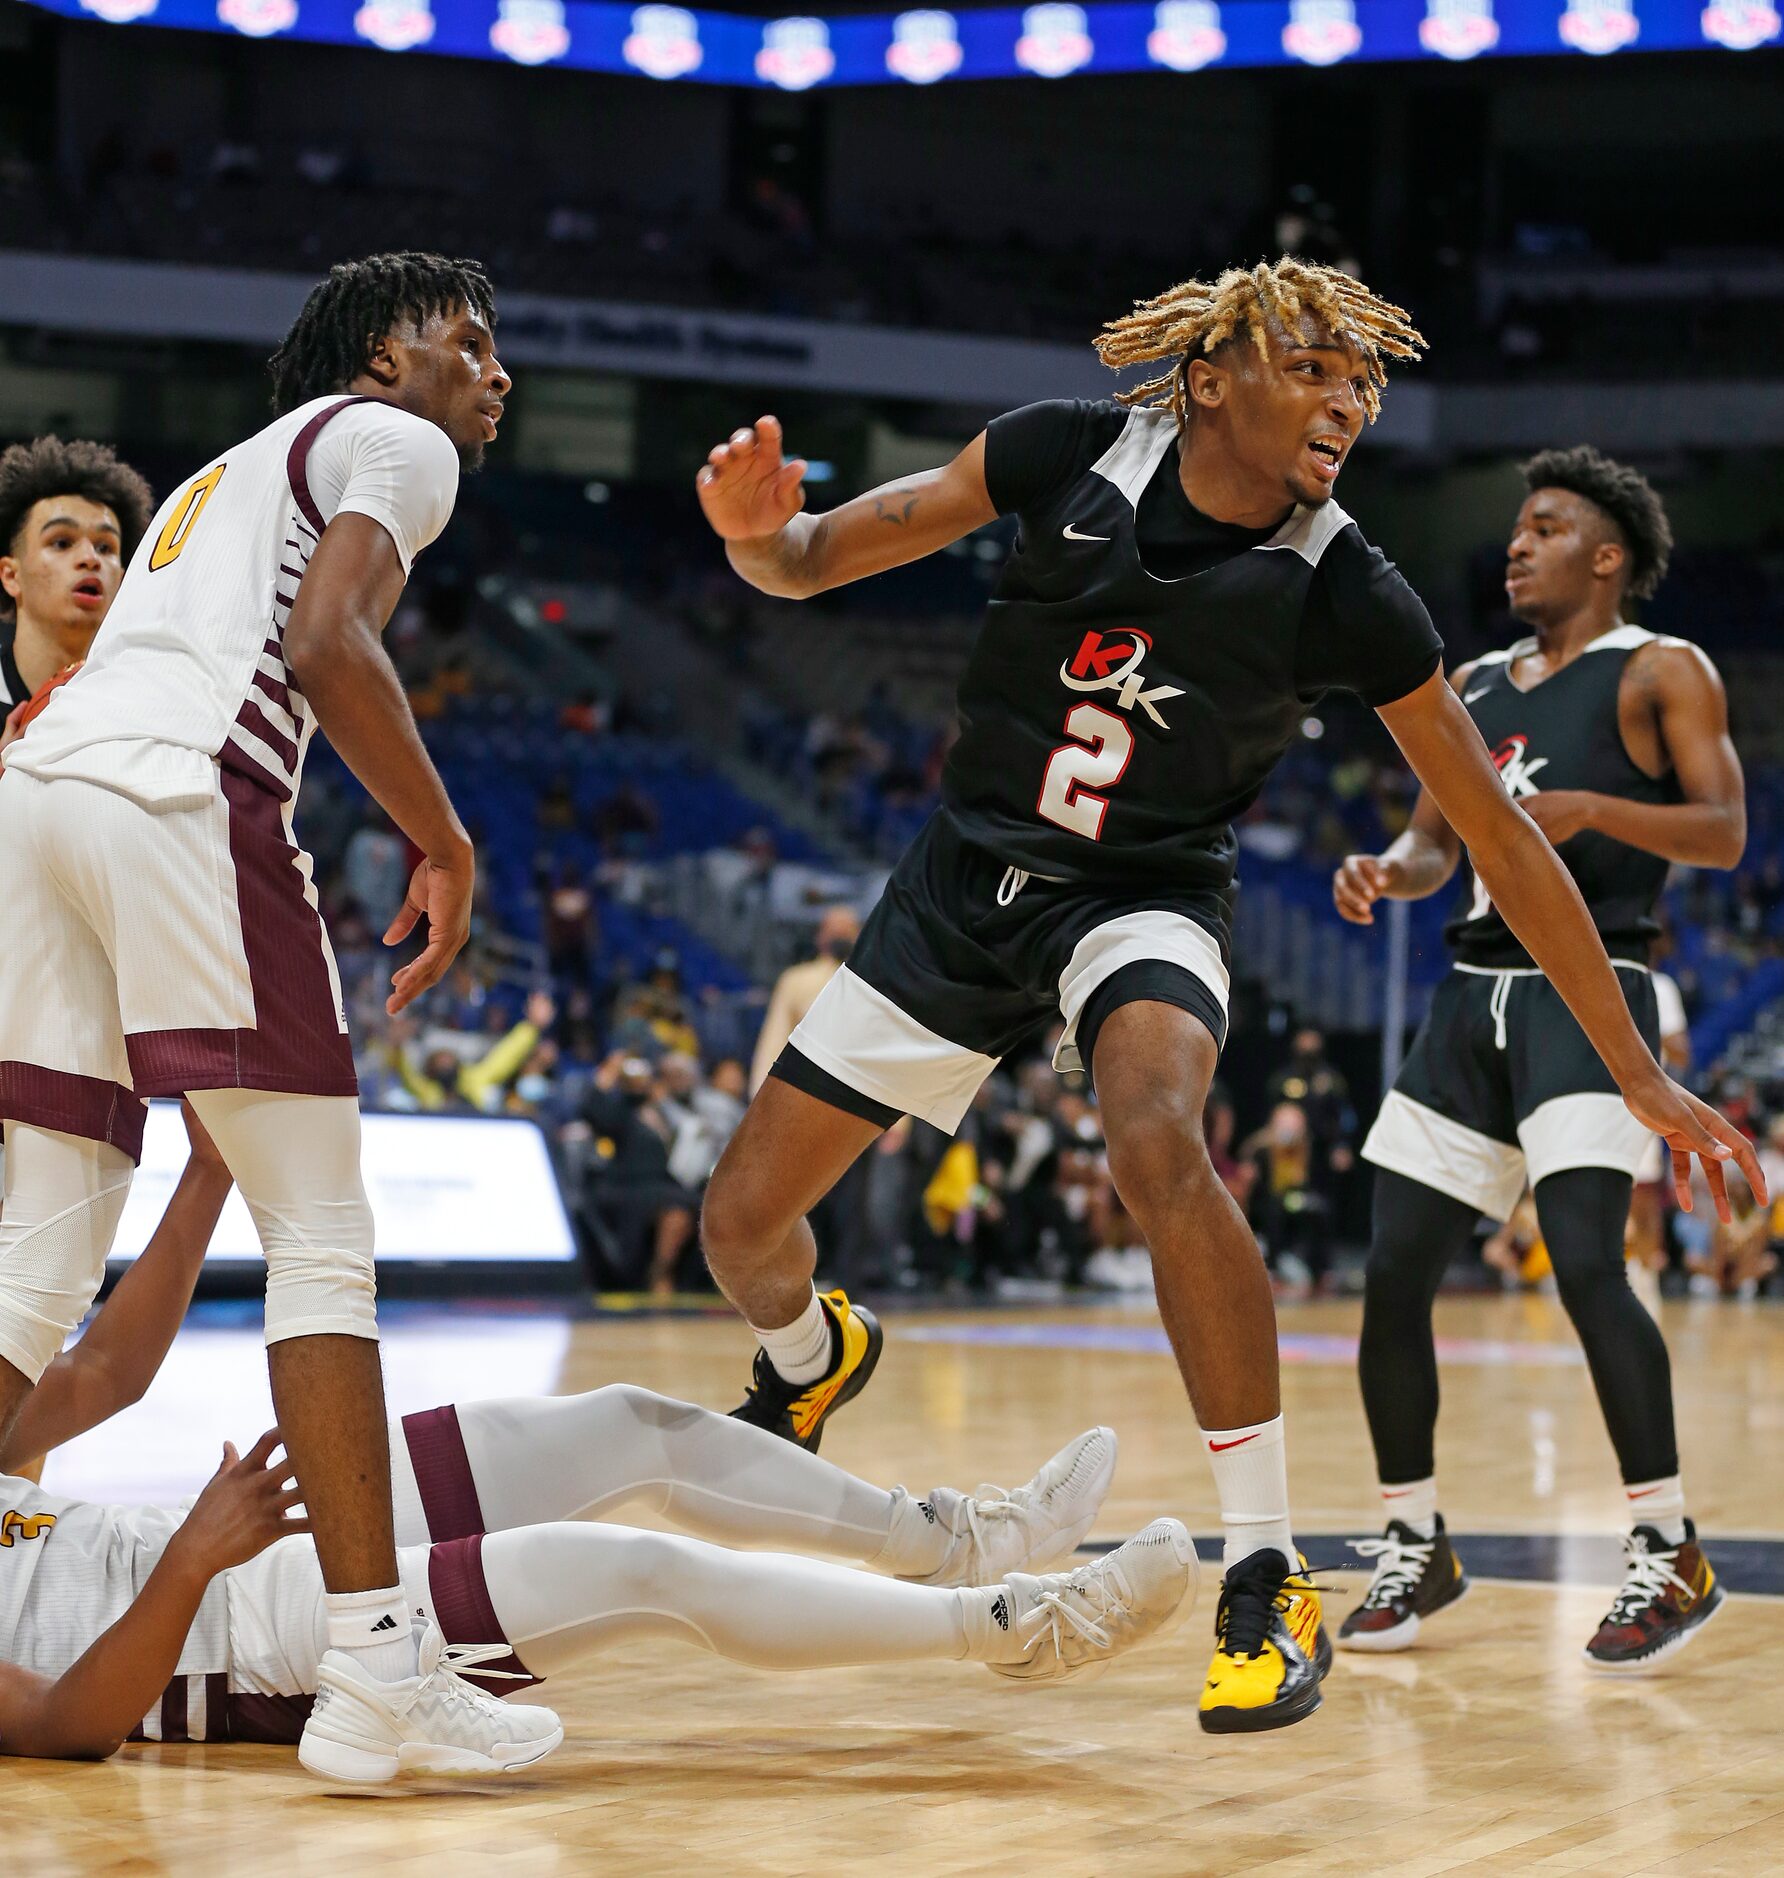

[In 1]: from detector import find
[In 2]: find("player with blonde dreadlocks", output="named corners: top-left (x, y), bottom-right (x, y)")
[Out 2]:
top-left (691, 255), bottom-right (1761, 1737)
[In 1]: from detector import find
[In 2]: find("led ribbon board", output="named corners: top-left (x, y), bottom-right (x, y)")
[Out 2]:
top-left (31, 0), bottom-right (1783, 81)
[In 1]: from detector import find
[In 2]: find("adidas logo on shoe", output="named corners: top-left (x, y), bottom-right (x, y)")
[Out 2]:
top-left (991, 1594), bottom-right (1010, 1632)
top-left (370, 1613), bottom-right (400, 1633)
top-left (919, 1500), bottom-right (938, 1525)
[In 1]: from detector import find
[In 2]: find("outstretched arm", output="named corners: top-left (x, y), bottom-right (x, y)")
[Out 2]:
top-left (0, 1434), bottom-right (304, 1761)
top-left (1518, 643), bottom-right (1745, 866)
top-left (697, 416), bottom-right (997, 600)
top-left (0, 1105), bottom-right (231, 1474)
top-left (1376, 670), bottom-right (1764, 1216)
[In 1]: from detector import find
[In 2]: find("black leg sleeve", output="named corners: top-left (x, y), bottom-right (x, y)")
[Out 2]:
top-left (1533, 1166), bottom-right (1679, 1484)
top-left (1358, 1170), bottom-right (1483, 1486)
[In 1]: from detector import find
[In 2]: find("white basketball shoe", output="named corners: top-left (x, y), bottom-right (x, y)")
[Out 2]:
top-left (979, 1516), bottom-right (1198, 1684)
top-left (908, 1426), bottom-right (1119, 1588)
top-left (298, 1625), bottom-right (564, 1785)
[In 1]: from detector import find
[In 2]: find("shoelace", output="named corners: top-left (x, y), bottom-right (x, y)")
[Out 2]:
top-left (1025, 1559), bottom-right (1135, 1655)
top-left (959, 1482), bottom-right (1036, 1562)
top-left (414, 1641), bottom-right (532, 1717)
top-left (1604, 1538), bottom-right (1692, 1626)
top-left (1349, 1533), bottom-right (1435, 1607)
top-left (1214, 1566), bottom-right (1330, 1661)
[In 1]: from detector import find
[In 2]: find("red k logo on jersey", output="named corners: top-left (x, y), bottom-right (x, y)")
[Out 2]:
top-left (1059, 629), bottom-right (1186, 729)
top-left (1491, 733), bottom-right (1549, 799)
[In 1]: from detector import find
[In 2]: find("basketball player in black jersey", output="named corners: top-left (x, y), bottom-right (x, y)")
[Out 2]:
top-left (1335, 448), bottom-right (1744, 1671)
top-left (0, 438), bottom-right (153, 748)
top-left (695, 260), bottom-right (1759, 1734)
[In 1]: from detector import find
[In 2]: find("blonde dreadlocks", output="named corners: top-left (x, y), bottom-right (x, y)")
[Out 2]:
top-left (1095, 256), bottom-right (1425, 427)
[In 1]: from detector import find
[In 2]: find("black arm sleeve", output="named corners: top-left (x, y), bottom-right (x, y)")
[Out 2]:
top-left (1296, 528), bottom-right (1444, 707)
top-left (983, 400), bottom-right (1111, 518)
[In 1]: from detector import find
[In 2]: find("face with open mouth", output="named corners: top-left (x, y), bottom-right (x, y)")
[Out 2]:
top-left (1196, 313), bottom-right (1371, 514)
top-left (0, 494), bottom-right (125, 645)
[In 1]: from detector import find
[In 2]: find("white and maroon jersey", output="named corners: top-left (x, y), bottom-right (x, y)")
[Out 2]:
top-left (0, 1471), bottom-right (229, 1742)
top-left (8, 396), bottom-right (458, 810)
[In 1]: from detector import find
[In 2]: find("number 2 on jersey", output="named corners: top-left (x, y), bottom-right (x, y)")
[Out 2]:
top-left (1037, 703), bottom-right (1134, 841)
top-left (149, 463), bottom-right (226, 571)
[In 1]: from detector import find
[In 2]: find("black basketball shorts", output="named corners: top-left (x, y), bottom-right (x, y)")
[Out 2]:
top-left (774, 812), bottom-right (1232, 1133)
top-left (1362, 961), bottom-right (1662, 1222)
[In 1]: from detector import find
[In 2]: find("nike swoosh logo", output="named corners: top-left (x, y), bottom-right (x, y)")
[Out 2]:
top-left (1207, 1433), bottom-right (1261, 1453)
top-left (1062, 522), bottom-right (1109, 542)
top-left (1627, 1486), bottom-right (1663, 1499)
top-left (1464, 688), bottom-right (1492, 704)
top-left (1382, 1487), bottom-right (1417, 1498)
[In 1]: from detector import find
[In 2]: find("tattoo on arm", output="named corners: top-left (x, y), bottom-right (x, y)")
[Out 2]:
top-left (873, 493), bottom-right (920, 526)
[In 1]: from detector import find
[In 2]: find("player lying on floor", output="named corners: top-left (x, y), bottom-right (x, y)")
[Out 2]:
top-left (0, 1117), bottom-right (1192, 1781)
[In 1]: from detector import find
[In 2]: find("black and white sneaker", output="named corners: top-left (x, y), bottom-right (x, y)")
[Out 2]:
top-left (1337, 1516), bottom-right (1469, 1653)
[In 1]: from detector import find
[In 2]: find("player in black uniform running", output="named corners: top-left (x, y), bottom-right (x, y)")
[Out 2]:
top-left (1335, 448), bottom-right (1745, 1671)
top-left (0, 438), bottom-right (154, 750)
top-left (694, 260), bottom-right (1760, 1734)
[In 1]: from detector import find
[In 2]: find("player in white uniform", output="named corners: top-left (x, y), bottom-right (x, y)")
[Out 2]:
top-left (0, 436), bottom-right (154, 746)
top-left (0, 253), bottom-right (544, 1781)
top-left (0, 1199), bottom-right (1193, 1767)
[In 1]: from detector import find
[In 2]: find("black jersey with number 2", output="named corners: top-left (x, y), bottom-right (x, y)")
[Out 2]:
top-left (940, 399), bottom-right (1444, 891)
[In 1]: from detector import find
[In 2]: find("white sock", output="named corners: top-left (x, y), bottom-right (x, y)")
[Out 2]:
top-left (1625, 1474), bottom-right (1687, 1547)
top-left (865, 1487), bottom-right (953, 1579)
top-left (1380, 1476), bottom-right (1438, 1540)
top-left (1200, 1416), bottom-right (1296, 1572)
top-left (750, 1289), bottom-right (833, 1385)
top-left (326, 1586), bottom-right (420, 1682)
top-left (480, 1524), bottom-right (970, 1673)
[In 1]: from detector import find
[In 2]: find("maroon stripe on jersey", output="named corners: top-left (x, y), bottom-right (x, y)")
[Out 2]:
top-left (279, 563), bottom-right (305, 582)
top-left (0, 1063), bottom-right (146, 1161)
top-left (219, 738), bottom-right (293, 804)
top-left (262, 636), bottom-right (287, 662)
top-left (159, 1678), bottom-right (189, 1743)
top-left (223, 1691), bottom-right (312, 1746)
top-left (286, 394), bottom-right (379, 536)
top-left (427, 1533), bottom-right (541, 1691)
top-left (125, 771), bottom-right (356, 1100)
top-left (205, 1673), bottom-right (228, 1743)
top-left (402, 1405), bottom-right (485, 1543)
top-left (235, 698), bottom-right (299, 774)
top-left (252, 668), bottom-right (294, 715)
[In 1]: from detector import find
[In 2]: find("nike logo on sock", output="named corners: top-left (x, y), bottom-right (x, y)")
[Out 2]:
top-left (370, 1613), bottom-right (400, 1632)
top-left (1062, 522), bottom-right (1109, 542)
top-left (1207, 1434), bottom-right (1261, 1453)
top-left (990, 1593), bottom-right (1010, 1632)
top-left (1627, 1487), bottom-right (1662, 1499)
top-left (1383, 1487), bottom-right (1416, 1498)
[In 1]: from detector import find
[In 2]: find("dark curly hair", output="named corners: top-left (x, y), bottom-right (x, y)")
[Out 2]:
top-left (1520, 445), bottom-right (1673, 601)
top-left (0, 436), bottom-right (155, 620)
top-left (268, 251), bottom-right (496, 415)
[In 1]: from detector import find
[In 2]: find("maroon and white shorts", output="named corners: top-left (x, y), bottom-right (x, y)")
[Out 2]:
top-left (0, 762), bottom-right (354, 1161)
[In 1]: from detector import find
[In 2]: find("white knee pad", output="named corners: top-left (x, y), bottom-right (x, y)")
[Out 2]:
top-left (252, 1191), bottom-right (379, 1345)
top-left (0, 1126), bottom-right (134, 1382)
top-left (185, 1090), bottom-right (380, 1346)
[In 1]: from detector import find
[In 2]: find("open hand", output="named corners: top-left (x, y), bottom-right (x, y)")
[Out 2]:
top-left (695, 416), bottom-right (809, 541)
top-left (384, 851), bottom-right (475, 1014)
top-left (174, 1430), bottom-right (308, 1576)
top-left (1621, 1074), bottom-right (1767, 1221)
top-left (1332, 854), bottom-right (1399, 925)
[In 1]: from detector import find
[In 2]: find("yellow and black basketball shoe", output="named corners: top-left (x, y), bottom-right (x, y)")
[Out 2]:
top-left (1337, 1516), bottom-right (1469, 1652)
top-left (1584, 1522), bottom-right (1725, 1670)
top-left (729, 1288), bottom-right (883, 1453)
top-left (1199, 1547), bottom-right (1332, 1734)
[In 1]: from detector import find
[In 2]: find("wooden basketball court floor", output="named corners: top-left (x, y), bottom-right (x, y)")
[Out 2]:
top-left (14, 1292), bottom-right (1784, 1876)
